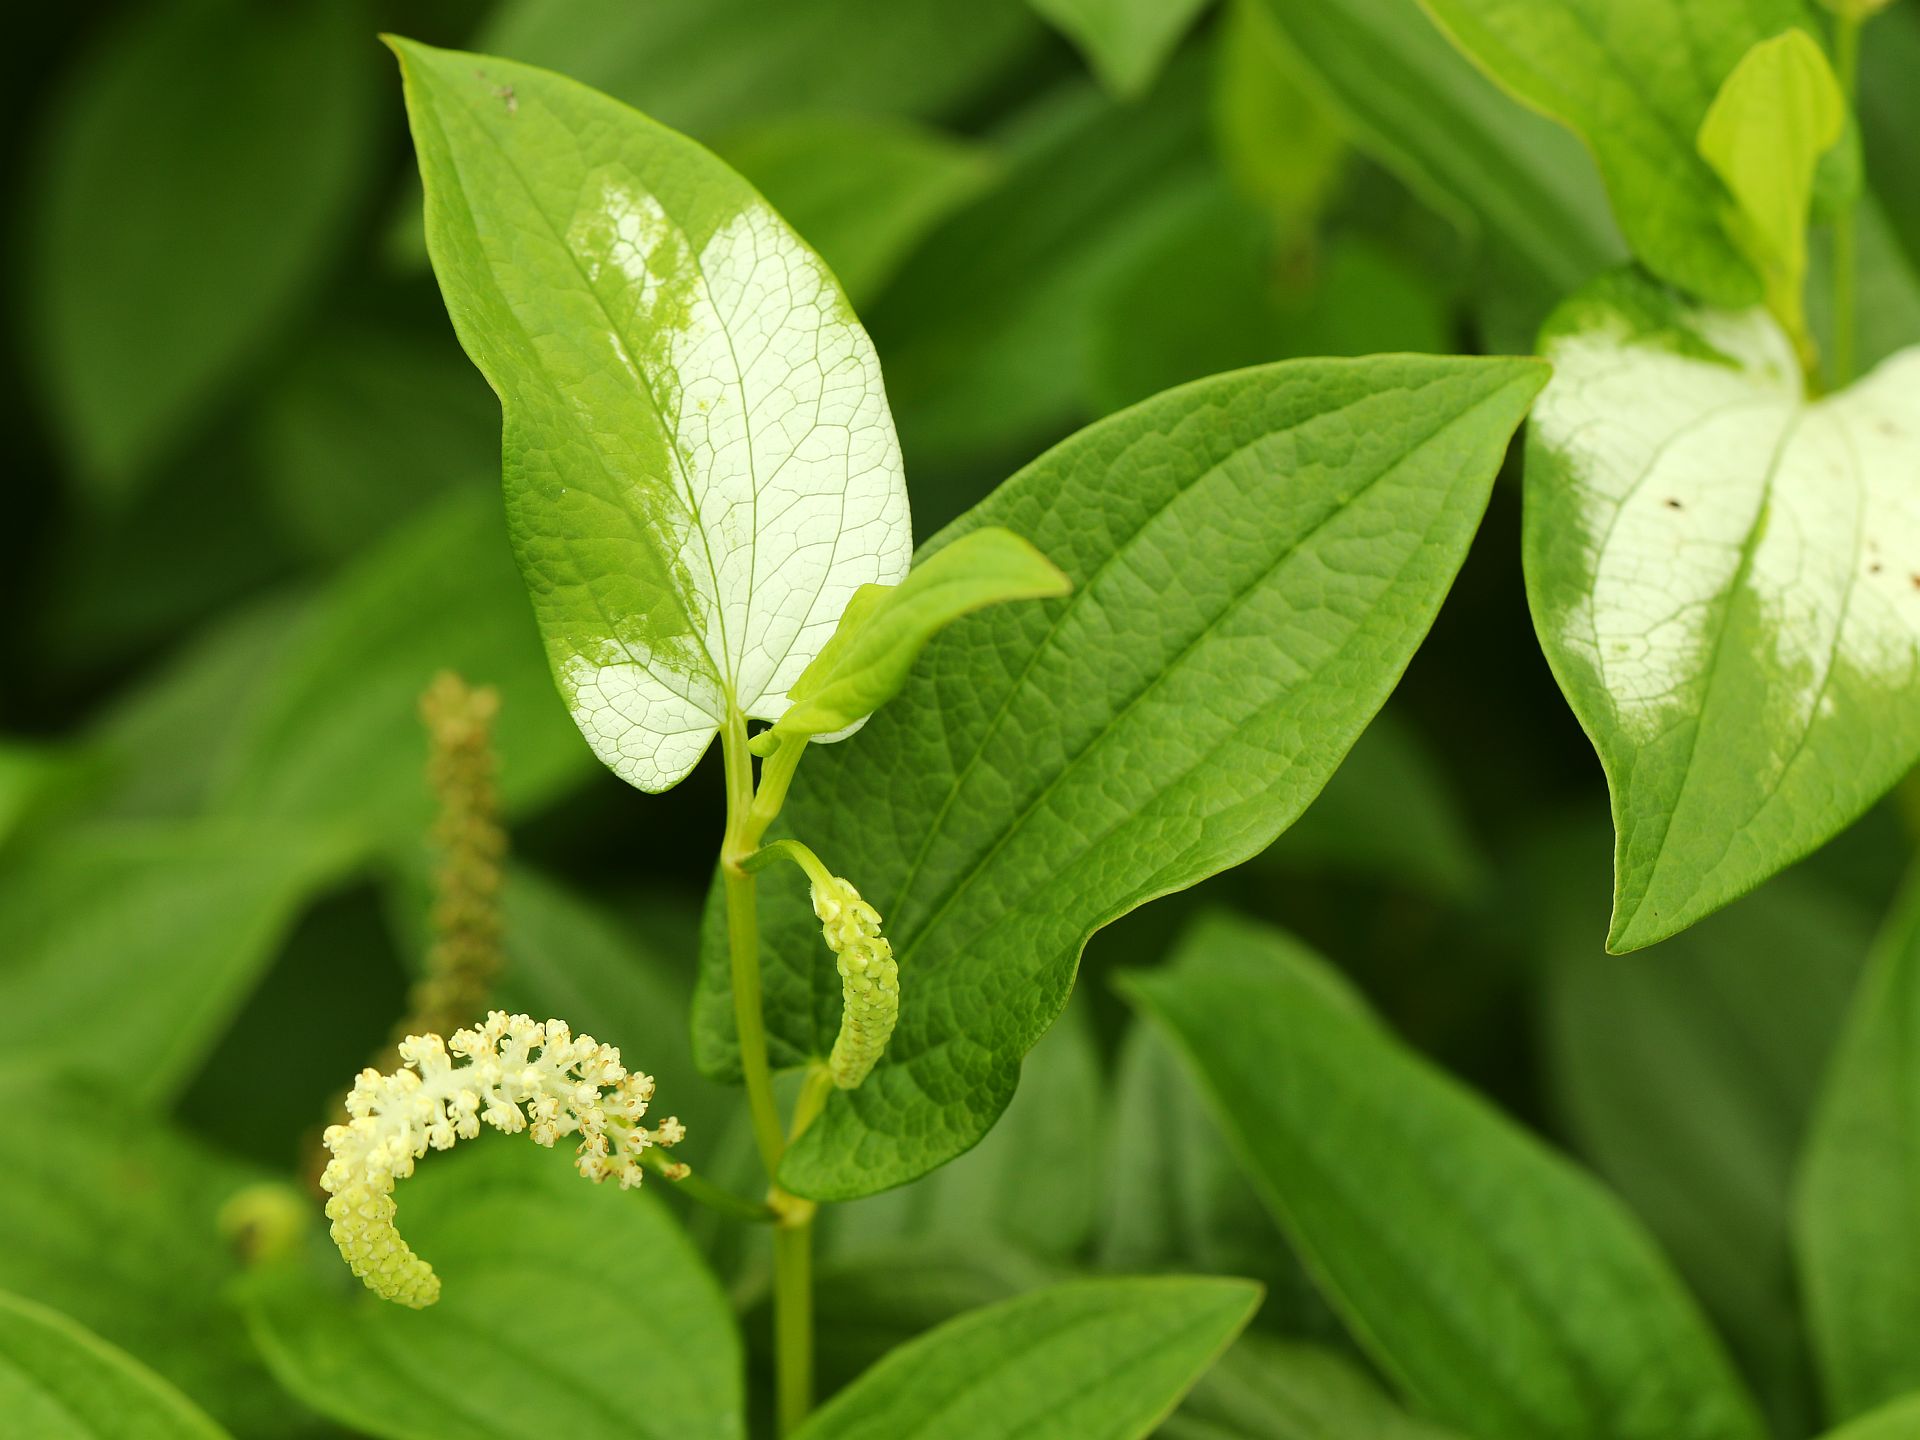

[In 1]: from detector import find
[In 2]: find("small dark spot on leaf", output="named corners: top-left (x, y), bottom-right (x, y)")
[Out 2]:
top-left (1663, 498), bottom-right (1683, 510)
top-left (1869, 561), bottom-right (1883, 574)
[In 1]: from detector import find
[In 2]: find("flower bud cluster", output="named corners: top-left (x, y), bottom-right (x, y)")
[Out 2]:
top-left (320, 1011), bottom-right (683, 1307)
top-left (810, 875), bottom-right (899, 1089)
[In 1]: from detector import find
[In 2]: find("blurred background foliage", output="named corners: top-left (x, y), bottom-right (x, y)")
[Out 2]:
top-left (3, 0), bottom-right (1918, 1435)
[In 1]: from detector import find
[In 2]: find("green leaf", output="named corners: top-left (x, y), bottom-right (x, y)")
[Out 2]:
top-left (817, 999), bottom-right (1103, 1262)
top-left (1250, 0), bottom-right (1623, 301)
top-left (1163, 1333), bottom-right (1462, 1440)
top-left (790, 1276), bottom-right (1260, 1440)
top-left (1524, 268), bottom-right (1920, 950)
top-left (245, 1144), bottom-right (743, 1440)
top-left (1417, 0), bottom-right (1839, 307)
top-left (0, 1290), bottom-right (229, 1440)
top-left (720, 117), bottom-right (996, 310)
top-left (1028, 0), bottom-right (1216, 97)
top-left (771, 528), bottom-right (1070, 742)
top-left (695, 354), bottom-right (1547, 1198)
top-left (0, 820), bottom-right (347, 1107)
top-left (215, 490), bottom-right (593, 849)
top-left (1697, 30), bottom-right (1846, 352)
top-left (0, 1093), bottom-right (291, 1435)
top-left (1099, 1021), bottom-right (1335, 1334)
top-left (1821, 1396), bottom-right (1920, 1440)
top-left (778, 1243), bottom-right (1059, 1405)
top-left (1859, 4), bottom-right (1920, 272)
top-left (477, 0), bottom-right (1043, 138)
top-left (1209, 0), bottom-right (1348, 243)
top-left (1123, 912), bottom-right (1768, 1440)
top-left (84, 592), bottom-right (308, 824)
top-left (27, 0), bottom-right (375, 500)
top-left (1797, 870), bottom-right (1920, 1419)
top-left (255, 319), bottom-right (500, 562)
top-left (1534, 822), bottom-right (1870, 1433)
top-left (393, 39), bottom-right (913, 794)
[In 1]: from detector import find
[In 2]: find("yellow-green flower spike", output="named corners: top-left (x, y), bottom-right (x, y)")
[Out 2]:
top-left (810, 874), bottom-right (899, 1090)
top-left (319, 1012), bottom-right (685, 1307)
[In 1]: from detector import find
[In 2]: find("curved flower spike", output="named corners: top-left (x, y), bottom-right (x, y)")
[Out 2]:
top-left (810, 874), bottom-right (899, 1089)
top-left (319, 1011), bottom-right (685, 1308)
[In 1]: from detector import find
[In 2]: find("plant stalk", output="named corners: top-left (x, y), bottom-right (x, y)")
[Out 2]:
top-left (719, 710), bottom-right (819, 1436)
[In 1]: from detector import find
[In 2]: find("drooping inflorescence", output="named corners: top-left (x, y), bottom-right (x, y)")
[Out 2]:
top-left (809, 873), bottom-right (899, 1089)
top-left (319, 1011), bottom-right (685, 1307)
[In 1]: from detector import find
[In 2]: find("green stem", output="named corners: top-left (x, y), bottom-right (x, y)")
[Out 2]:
top-left (718, 710), bottom-right (820, 1436)
top-left (744, 837), bottom-right (837, 890)
top-left (1831, 10), bottom-right (1863, 389)
top-left (773, 1221), bottom-right (814, 1434)
top-left (721, 710), bottom-right (785, 1176)
top-left (640, 1151), bottom-right (777, 1224)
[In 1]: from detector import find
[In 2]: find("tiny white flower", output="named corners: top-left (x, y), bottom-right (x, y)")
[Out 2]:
top-left (320, 1011), bottom-right (683, 1307)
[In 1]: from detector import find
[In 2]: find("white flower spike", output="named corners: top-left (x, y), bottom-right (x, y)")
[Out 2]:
top-left (320, 1011), bottom-right (685, 1307)
top-left (810, 874), bottom-right (899, 1090)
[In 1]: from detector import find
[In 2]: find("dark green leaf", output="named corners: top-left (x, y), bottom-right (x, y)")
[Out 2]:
top-left (1124, 912), bottom-right (1767, 1440)
top-left (28, 0), bottom-right (375, 498)
top-left (214, 490), bottom-right (593, 849)
top-left (256, 319), bottom-right (499, 562)
top-left (1251, 0), bottom-right (1622, 302)
top-left (721, 115), bottom-right (996, 308)
top-left (1797, 870), bottom-right (1920, 1419)
top-left (0, 1290), bottom-right (229, 1440)
top-left (1029, 0), bottom-right (1216, 97)
top-left (0, 1093), bottom-right (294, 1435)
top-left (478, 0), bottom-right (1043, 138)
top-left (0, 820), bottom-right (347, 1106)
top-left (791, 1276), bottom-right (1260, 1440)
top-left (1417, 0), bottom-right (1841, 306)
top-left (1536, 824), bottom-right (1870, 1433)
top-left (1164, 1333), bottom-right (1461, 1440)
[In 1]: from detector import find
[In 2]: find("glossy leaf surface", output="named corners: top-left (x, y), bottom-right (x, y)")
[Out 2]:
top-left (791, 1277), bottom-right (1259, 1440)
top-left (0, 821), bottom-right (346, 1106)
top-left (29, 0), bottom-right (373, 499)
top-left (0, 1094), bottom-right (287, 1435)
top-left (1525, 269), bottom-right (1920, 949)
top-left (1125, 913), bottom-right (1767, 1440)
top-left (696, 355), bottom-right (1546, 1198)
top-left (1419, 0), bottom-right (1835, 306)
top-left (1029, 0), bottom-right (1216, 97)
top-left (1797, 874), bottom-right (1920, 1419)
top-left (0, 1291), bottom-right (229, 1440)
top-left (1164, 1333), bottom-right (1461, 1440)
top-left (394, 40), bottom-right (912, 792)
top-left (1251, 0), bottom-right (1622, 300)
top-left (1696, 30), bottom-right (1845, 348)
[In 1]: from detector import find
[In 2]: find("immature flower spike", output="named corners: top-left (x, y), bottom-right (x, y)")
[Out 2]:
top-left (320, 1012), bottom-right (685, 1308)
top-left (811, 874), bottom-right (899, 1089)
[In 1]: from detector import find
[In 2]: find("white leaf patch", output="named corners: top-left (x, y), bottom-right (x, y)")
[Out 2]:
top-left (1526, 271), bottom-right (1920, 948)
top-left (558, 177), bottom-right (911, 790)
